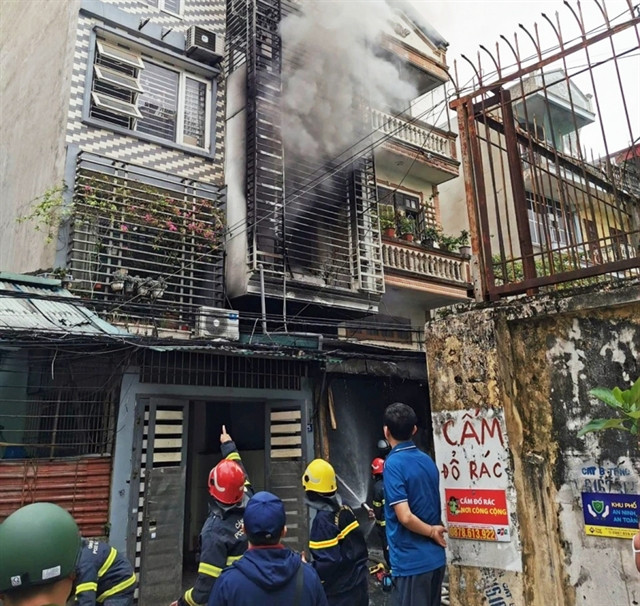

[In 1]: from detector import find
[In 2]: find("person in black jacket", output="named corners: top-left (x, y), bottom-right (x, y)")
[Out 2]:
top-left (171, 426), bottom-right (253, 606)
top-left (369, 457), bottom-right (390, 569)
top-left (75, 539), bottom-right (136, 606)
top-left (302, 459), bottom-right (369, 606)
top-left (207, 491), bottom-right (328, 606)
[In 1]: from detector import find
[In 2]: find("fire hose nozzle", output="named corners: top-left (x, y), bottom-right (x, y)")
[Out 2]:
top-left (362, 502), bottom-right (373, 512)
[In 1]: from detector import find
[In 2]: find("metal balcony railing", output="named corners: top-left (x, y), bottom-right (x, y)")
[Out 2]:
top-left (382, 239), bottom-right (471, 285)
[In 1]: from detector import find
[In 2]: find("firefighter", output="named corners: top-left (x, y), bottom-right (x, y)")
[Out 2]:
top-left (75, 539), bottom-right (136, 605)
top-left (0, 502), bottom-right (82, 606)
top-left (302, 459), bottom-right (369, 606)
top-left (369, 457), bottom-right (390, 569)
top-left (171, 425), bottom-right (253, 606)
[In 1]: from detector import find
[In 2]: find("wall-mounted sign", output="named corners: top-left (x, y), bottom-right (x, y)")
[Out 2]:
top-left (581, 491), bottom-right (639, 539)
top-left (445, 487), bottom-right (510, 542)
top-left (433, 408), bottom-right (521, 572)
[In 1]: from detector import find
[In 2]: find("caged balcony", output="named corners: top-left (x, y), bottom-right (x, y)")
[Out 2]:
top-left (67, 153), bottom-right (226, 333)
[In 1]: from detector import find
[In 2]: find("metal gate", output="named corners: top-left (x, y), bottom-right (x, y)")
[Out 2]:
top-left (452, 1), bottom-right (640, 298)
top-left (265, 404), bottom-right (307, 552)
top-left (133, 400), bottom-right (188, 606)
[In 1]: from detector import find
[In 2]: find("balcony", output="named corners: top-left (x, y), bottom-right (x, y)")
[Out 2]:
top-left (381, 237), bottom-right (471, 301)
top-left (371, 108), bottom-right (459, 185)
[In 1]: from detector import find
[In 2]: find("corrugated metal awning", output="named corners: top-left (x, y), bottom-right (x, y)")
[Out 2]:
top-left (0, 274), bottom-right (128, 337)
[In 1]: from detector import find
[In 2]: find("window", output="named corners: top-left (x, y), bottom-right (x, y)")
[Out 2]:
top-left (377, 185), bottom-right (434, 235)
top-left (526, 192), bottom-right (572, 250)
top-left (143, 0), bottom-right (182, 15)
top-left (89, 38), bottom-right (211, 150)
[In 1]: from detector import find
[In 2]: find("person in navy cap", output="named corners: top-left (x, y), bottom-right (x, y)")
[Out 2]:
top-left (208, 491), bottom-right (328, 606)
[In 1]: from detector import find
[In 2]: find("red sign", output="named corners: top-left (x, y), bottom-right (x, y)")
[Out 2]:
top-left (445, 488), bottom-right (509, 525)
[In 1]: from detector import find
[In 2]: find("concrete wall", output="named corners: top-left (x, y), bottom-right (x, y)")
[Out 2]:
top-left (0, 0), bottom-right (79, 271)
top-left (426, 281), bottom-right (640, 606)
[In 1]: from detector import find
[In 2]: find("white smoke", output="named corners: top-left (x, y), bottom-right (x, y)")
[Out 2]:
top-left (280, 0), bottom-right (419, 162)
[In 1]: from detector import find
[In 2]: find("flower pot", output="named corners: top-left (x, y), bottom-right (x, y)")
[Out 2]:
top-left (383, 227), bottom-right (397, 238)
top-left (459, 245), bottom-right (471, 257)
top-left (402, 233), bottom-right (414, 242)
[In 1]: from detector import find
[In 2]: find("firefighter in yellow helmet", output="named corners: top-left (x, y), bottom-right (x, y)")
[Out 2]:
top-left (302, 459), bottom-right (368, 606)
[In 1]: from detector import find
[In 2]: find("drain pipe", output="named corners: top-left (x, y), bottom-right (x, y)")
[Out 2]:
top-left (259, 264), bottom-right (269, 335)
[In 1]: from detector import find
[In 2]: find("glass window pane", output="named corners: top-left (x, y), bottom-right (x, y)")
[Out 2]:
top-left (183, 78), bottom-right (207, 148)
top-left (163, 0), bottom-right (181, 13)
top-left (137, 63), bottom-right (179, 142)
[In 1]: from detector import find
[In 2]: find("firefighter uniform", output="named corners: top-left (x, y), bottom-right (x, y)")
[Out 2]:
top-left (307, 496), bottom-right (369, 606)
top-left (75, 539), bottom-right (136, 606)
top-left (178, 440), bottom-right (253, 606)
top-left (372, 477), bottom-right (390, 568)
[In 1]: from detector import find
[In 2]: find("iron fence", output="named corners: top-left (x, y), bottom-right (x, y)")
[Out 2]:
top-left (451, 0), bottom-right (640, 298)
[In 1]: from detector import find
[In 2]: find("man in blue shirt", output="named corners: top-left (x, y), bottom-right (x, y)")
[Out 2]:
top-left (382, 402), bottom-right (447, 606)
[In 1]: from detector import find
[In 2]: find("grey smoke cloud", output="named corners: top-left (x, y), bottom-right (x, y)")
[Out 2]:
top-left (280, 0), bottom-right (418, 162)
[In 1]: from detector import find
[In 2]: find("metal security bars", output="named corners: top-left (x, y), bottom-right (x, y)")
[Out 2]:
top-left (0, 351), bottom-right (121, 459)
top-left (140, 349), bottom-right (307, 390)
top-left (226, 0), bottom-right (384, 301)
top-left (68, 152), bottom-right (226, 328)
top-left (452, 1), bottom-right (640, 298)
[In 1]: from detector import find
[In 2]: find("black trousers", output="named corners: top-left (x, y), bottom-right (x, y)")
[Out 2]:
top-left (327, 578), bottom-right (369, 606)
top-left (392, 566), bottom-right (446, 606)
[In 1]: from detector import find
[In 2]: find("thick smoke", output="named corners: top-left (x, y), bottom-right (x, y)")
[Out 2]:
top-left (280, 0), bottom-right (418, 162)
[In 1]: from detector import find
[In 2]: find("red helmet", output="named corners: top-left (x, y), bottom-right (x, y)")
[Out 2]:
top-left (371, 458), bottom-right (385, 475)
top-left (208, 459), bottom-right (245, 504)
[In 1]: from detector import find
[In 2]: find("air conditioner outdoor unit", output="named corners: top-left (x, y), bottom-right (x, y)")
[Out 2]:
top-left (186, 26), bottom-right (224, 64)
top-left (195, 307), bottom-right (240, 340)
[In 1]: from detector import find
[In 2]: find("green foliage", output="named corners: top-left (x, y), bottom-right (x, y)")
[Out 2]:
top-left (420, 226), bottom-right (469, 252)
top-left (379, 205), bottom-right (396, 230)
top-left (397, 212), bottom-right (415, 235)
top-left (578, 378), bottom-right (640, 436)
top-left (16, 184), bottom-right (68, 243)
top-left (492, 253), bottom-right (601, 289)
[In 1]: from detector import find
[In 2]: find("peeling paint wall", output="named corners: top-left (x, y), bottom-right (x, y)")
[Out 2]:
top-left (426, 282), bottom-right (640, 606)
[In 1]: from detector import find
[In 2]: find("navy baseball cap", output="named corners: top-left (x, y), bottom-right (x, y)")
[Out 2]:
top-left (244, 491), bottom-right (286, 538)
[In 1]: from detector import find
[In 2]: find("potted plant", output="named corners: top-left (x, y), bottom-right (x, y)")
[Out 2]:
top-left (458, 230), bottom-right (471, 256)
top-left (397, 213), bottom-right (416, 242)
top-left (421, 226), bottom-right (442, 248)
top-left (379, 205), bottom-right (396, 238)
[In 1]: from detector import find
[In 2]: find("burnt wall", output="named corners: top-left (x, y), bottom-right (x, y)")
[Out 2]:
top-left (426, 281), bottom-right (640, 606)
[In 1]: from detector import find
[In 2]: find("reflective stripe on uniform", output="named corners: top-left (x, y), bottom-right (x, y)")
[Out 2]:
top-left (96, 573), bottom-right (137, 603)
top-left (97, 547), bottom-right (117, 578)
top-left (375, 520), bottom-right (386, 527)
top-left (337, 520), bottom-right (359, 540)
top-left (225, 452), bottom-right (241, 462)
top-left (309, 536), bottom-right (339, 549)
top-left (198, 562), bottom-right (223, 578)
top-left (76, 582), bottom-right (98, 594)
top-left (226, 555), bottom-right (242, 565)
top-left (183, 587), bottom-right (198, 606)
top-left (372, 500), bottom-right (383, 507)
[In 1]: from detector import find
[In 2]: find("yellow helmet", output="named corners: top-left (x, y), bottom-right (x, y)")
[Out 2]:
top-left (302, 459), bottom-right (337, 494)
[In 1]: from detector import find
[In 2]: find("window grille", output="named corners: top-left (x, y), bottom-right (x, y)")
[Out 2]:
top-left (140, 350), bottom-right (308, 390)
top-left (67, 152), bottom-right (226, 325)
top-left (89, 37), bottom-right (210, 150)
top-left (0, 352), bottom-right (120, 460)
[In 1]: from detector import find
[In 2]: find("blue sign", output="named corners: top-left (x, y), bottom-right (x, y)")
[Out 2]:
top-left (581, 492), bottom-right (639, 539)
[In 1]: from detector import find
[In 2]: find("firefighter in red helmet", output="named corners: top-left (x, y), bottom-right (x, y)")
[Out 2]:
top-left (368, 457), bottom-right (390, 568)
top-left (171, 425), bottom-right (252, 606)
